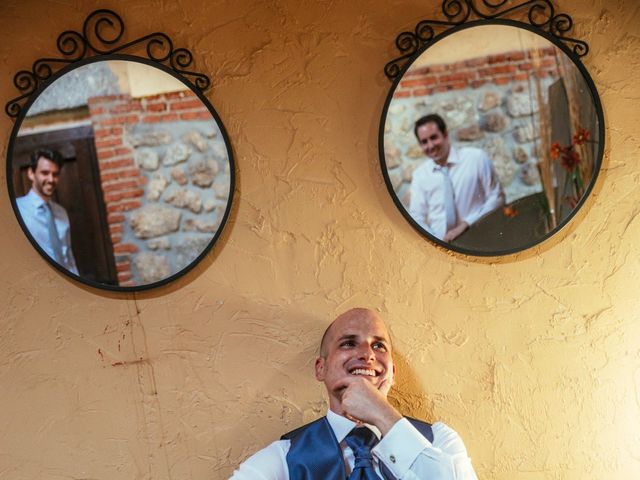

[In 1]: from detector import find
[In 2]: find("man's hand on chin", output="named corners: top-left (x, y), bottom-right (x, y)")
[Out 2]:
top-left (338, 377), bottom-right (402, 435)
top-left (444, 221), bottom-right (469, 242)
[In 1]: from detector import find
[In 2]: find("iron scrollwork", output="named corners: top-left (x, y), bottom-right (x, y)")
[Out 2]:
top-left (5, 9), bottom-right (211, 118)
top-left (384, 0), bottom-right (590, 81)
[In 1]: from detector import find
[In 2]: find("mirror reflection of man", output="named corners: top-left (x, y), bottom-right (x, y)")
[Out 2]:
top-left (409, 114), bottom-right (505, 242)
top-left (231, 308), bottom-right (478, 479)
top-left (16, 149), bottom-right (78, 275)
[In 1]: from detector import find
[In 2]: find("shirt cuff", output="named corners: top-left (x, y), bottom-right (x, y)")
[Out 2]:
top-left (372, 418), bottom-right (431, 477)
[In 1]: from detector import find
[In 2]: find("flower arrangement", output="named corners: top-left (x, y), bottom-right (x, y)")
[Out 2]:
top-left (550, 127), bottom-right (591, 208)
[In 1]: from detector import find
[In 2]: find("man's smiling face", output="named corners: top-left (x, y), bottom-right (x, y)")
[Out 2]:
top-left (315, 308), bottom-right (395, 414)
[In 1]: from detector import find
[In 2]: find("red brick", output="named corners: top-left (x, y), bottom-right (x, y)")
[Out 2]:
top-left (170, 98), bottom-right (204, 111)
top-left (89, 106), bottom-right (106, 116)
top-left (439, 72), bottom-right (475, 83)
top-left (110, 103), bottom-right (142, 114)
top-left (180, 111), bottom-right (211, 120)
top-left (488, 54), bottom-right (507, 64)
top-left (434, 86), bottom-right (449, 93)
top-left (94, 127), bottom-right (124, 139)
top-left (413, 87), bottom-right (433, 96)
top-left (539, 58), bottom-right (557, 68)
top-left (399, 77), bottom-right (438, 88)
top-left (95, 138), bottom-right (123, 149)
top-left (143, 113), bottom-right (180, 123)
top-left (97, 148), bottom-right (117, 160)
top-left (116, 262), bottom-right (130, 273)
top-left (100, 158), bottom-right (135, 170)
top-left (104, 188), bottom-right (144, 203)
top-left (117, 271), bottom-right (132, 282)
top-left (449, 81), bottom-right (468, 90)
top-left (99, 168), bottom-right (141, 182)
top-left (507, 51), bottom-right (526, 61)
top-left (101, 179), bottom-right (140, 193)
top-left (494, 76), bottom-right (512, 85)
top-left (513, 72), bottom-right (529, 82)
top-left (101, 114), bottom-right (140, 126)
top-left (110, 224), bottom-right (124, 234)
top-left (145, 102), bottom-right (167, 112)
top-left (113, 243), bottom-right (139, 254)
top-left (110, 234), bottom-right (122, 244)
top-left (108, 213), bottom-right (125, 223)
top-left (519, 62), bottom-right (534, 71)
top-left (543, 46), bottom-right (556, 57)
top-left (490, 65), bottom-right (517, 75)
top-left (465, 57), bottom-right (487, 67)
top-left (471, 79), bottom-right (487, 88)
top-left (115, 147), bottom-right (132, 156)
top-left (107, 200), bottom-right (142, 213)
top-left (393, 90), bottom-right (411, 98)
top-left (427, 64), bottom-right (447, 73)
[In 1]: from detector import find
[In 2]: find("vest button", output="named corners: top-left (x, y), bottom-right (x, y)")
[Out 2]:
top-left (389, 455), bottom-right (396, 463)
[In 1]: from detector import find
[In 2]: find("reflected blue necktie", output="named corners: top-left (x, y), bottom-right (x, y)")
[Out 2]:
top-left (440, 165), bottom-right (457, 231)
top-left (43, 203), bottom-right (64, 264)
top-left (345, 428), bottom-right (382, 480)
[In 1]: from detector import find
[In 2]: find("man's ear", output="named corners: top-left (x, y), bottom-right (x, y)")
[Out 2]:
top-left (315, 356), bottom-right (325, 381)
top-left (27, 167), bottom-right (35, 182)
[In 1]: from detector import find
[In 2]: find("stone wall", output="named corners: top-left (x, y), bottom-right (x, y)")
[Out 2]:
top-left (384, 46), bottom-right (562, 206)
top-left (88, 91), bottom-right (231, 286)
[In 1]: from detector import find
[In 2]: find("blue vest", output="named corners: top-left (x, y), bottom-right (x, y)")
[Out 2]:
top-left (281, 416), bottom-right (433, 480)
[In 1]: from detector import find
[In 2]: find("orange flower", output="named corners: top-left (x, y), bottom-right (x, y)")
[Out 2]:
top-left (550, 141), bottom-right (563, 160)
top-left (561, 148), bottom-right (581, 171)
top-left (503, 205), bottom-right (518, 218)
top-left (573, 127), bottom-right (590, 146)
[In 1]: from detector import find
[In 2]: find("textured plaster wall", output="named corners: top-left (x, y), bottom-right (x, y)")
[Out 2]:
top-left (0, 1), bottom-right (639, 479)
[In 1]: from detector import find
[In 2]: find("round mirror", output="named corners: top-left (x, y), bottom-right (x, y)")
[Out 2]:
top-left (380, 22), bottom-right (603, 255)
top-left (7, 56), bottom-right (234, 290)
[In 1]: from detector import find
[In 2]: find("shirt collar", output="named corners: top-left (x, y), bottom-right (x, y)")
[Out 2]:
top-left (26, 188), bottom-right (48, 208)
top-left (326, 409), bottom-right (381, 443)
top-left (428, 145), bottom-right (459, 171)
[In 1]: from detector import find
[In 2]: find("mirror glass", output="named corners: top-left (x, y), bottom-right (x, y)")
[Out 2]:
top-left (8, 57), bottom-right (234, 290)
top-left (381, 24), bottom-right (602, 255)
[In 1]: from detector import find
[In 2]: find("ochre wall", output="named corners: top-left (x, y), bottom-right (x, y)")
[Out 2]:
top-left (1, 1), bottom-right (639, 479)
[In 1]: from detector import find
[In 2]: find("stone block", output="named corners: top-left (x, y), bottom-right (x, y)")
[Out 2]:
top-left (146, 173), bottom-right (169, 201)
top-left (147, 238), bottom-right (171, 250)
top-left (135, 148), bottom-right (159, 171)
top-left (165, 187), bottom-right (202, 213)
top-left (183, 130), bottom-right (208, 152)
top-left (130, 204), bottom-right (181, 239)
top-left (457, 124), bottom-right (484, 141)
top-left (128, 130), bottom-right (172, 147)
top-left (190, 159), bottom-right (219, 188)
top-left (134, 252), bottom-right (171, 283)
top-left (478, 91), bottom-right (501, 111)
top-left (163, 142), bottom-right (192, 165)
top-left (482, 112), bottom-right (508, 133)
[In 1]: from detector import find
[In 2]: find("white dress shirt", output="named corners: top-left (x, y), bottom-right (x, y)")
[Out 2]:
top-left (408, 146), bottom-right (505, 240)
top-left (16, 189), bottom-right (79, 274)
top-left (230, 410), bottom-right (478, 479)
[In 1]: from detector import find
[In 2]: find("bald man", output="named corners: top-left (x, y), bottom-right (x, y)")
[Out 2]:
top-left (230, 308), bottom-right (478, 479)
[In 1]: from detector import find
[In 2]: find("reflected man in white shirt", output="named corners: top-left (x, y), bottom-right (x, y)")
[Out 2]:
top-left (408, 114), bottom-right (505, 242)
top-left (16, 149), bottom-right (78, 274)
top-left (231, 308), bottom-right (478, 479)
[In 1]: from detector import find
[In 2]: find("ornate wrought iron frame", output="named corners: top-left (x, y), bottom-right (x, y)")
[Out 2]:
top-left (5, 9), bottom-right (211, 119)
top-left (384, 0), bottom-right (588, 81)
top-left (378, 0), bottom-right (604, 257)
top-left (5, 9), bottom-right (235, 292)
